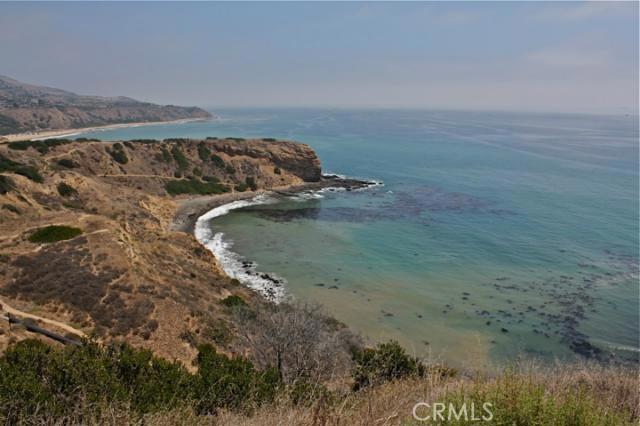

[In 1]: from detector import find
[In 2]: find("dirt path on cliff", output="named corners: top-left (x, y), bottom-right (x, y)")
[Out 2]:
top-left (0, 297), bottom-right (87, 338)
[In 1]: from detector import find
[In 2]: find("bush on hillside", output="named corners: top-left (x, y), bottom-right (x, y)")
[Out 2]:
top-left (27, 225), bottom-right (82, 243)
top-left (195, 344), bottom-right (281, 414)
top-left (0, 339), bottom-right (283, 422)
top-left (165, 178), bottom-right (229, 196)
top-left (7, 139), bottom-right (72, 154)
top-left (2, 204), bottom-right (19, 214)
top-left (0, 175), bottom-right (14, 194)
top-left (245, 176), bottom-right (257, 191)
top-left (107, 143), bottom-right (128, 165)
top-left (221, 295), bottom-right (246, 308)
top-left (57, 182), bottom-right (77, 197)
top-left (233, 301), bottom-right (360, 384)
top-left (0, 154), bottom-right (43, 183)
top-left (159, 146), bottom-right (172, 163)
top-left (197, 143), bottom-right (210, 161)
top-left (210, 154), bottom-right (225, 169)
top-left (171, 145), bottom-right (188, 170)
top-left (56, 158), bottom-right (77, 169)
top-left (351, 340), bottom-right (425, 390)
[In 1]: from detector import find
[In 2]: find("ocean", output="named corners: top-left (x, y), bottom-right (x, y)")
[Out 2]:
top-left (78, 108), bottom-right (639, 367)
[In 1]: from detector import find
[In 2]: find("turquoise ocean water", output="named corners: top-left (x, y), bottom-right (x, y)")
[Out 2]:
top-left (78, 109), bottom-right (639, 367)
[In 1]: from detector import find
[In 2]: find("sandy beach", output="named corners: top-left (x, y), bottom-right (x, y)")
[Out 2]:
top-left (0, 118), bottom-right (210, 143)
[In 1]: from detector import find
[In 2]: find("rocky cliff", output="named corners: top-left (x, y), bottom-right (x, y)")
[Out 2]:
top-left (0, 76), bottom-right (212, 135)
top-left (0, 137), bottom-right (320, 363)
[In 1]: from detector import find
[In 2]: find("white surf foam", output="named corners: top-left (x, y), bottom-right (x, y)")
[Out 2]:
top-left (194, 194), bottom-right (287, 302)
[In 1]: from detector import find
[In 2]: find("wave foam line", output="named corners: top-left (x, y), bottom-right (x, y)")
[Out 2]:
top-left (195, 194), bottom-right (287, 303)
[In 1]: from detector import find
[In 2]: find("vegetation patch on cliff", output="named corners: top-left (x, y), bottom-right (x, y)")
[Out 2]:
top-left (8, 138), bottom-right (73, 154)
top-left (107, 143), bottom-right (128, 165)
top-left (165, 178), bottom-right (229, 196)
top-left (0, 154), bottom-right (43, 183)
top-left (27, 225), bottom-right (82, 243)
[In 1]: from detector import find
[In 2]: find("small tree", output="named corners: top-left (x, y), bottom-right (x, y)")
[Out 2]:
top-left (351, 340), bottom-right (425, 390)
top-left (233, 301), bottom-right (360, 384)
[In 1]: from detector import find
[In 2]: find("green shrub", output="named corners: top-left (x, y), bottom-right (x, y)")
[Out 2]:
top-left (210, 154), bottom-right (225, 168)
top-left (74, 137), bottom-right (100, 142)
top-left (0, 339), bottom-right (193, 422)
top-left (202, 175), bottom-right (219, 183)
top-left (0, 175), bottom-right (14, 194)
top-left (107, 143), bottom-right (128, 165)
top-left (171, 145), bottom-right (188, 170)
top-left (165, 178), bottom-right (229, 196)
top-left (351, 340), bottom-right (425, 390)
top-left (123, 141), bottom-right (135, 149)
top-left (0, 154), bottom-right (43, 183)
top-left (221, 295), bottom-right (246, 308)
top-left (160, 146), bottom-right (172, 163)
top-left (226, 137), bottom-right (246, 142)
top-left (225, 164), bottom-right (235, 175)
top-left (2, 204), bottom-right (19, 214)
top-left (195, 344), bottom-right (280, 414)
top-left (27, 225), bottom-right (83, 243)
top-left (245, 176), bottom-right (257, 191)
top-left (274, 167), bottom-right (281, 175)
top-left (197, 143), bottom-right (210, 162)
top-left (193, 167), bottom-right (202, 177)
top-left (7, 139), bottom-right (72, 154)
top-left (262, 138), bottom-right (277, 142)
top-left (56, 182), bottom-right (77, 197)
top-left (56, 158), bottom-right (77, 169)
top-left (234, 183), bottom-right (248, 192)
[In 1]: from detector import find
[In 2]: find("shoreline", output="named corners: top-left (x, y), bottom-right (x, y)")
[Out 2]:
top-left (171, 175), bottom-right (378, 302)
top-left (0, 117), bottom-right (211, 143)
top-left (170, 175), bottom-right (377, 234)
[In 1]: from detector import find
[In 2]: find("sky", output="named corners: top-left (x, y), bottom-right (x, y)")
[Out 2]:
top-left (0, 1), bottom-right (638, 113)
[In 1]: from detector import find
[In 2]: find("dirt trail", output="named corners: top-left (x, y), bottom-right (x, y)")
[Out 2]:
top-left (0, 297), bottom-right (87, 338)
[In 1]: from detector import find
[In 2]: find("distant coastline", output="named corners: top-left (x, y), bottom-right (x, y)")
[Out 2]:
top-left (0, 117), bottom-right (211, 143)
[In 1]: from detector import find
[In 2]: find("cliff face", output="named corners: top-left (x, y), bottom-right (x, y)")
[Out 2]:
top-left (0, 76), bottom-right (212, 135)
top-left (0, 137), bottom-right (320, 363)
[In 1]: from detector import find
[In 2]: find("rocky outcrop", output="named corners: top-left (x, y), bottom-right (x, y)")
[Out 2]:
top-left (0, 75), bottom-right (212, 135)
top-left (210, 138), bottom-right (322, 182)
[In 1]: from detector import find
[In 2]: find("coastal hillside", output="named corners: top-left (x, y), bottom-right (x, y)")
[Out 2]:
top-left (0, 75), bottom-right (212, 136)
top-left (0, 137), bottom-right (320, 364)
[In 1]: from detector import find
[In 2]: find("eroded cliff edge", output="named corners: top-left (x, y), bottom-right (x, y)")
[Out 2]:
top-left (0, 137), bottom-right (326, 364)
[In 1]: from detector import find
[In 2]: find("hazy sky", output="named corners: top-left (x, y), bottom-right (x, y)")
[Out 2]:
top-left (1, 2), bottom-right (638, 113)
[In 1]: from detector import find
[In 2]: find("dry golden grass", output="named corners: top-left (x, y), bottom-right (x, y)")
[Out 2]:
top-left (17, 360), bottom-right (638, 426)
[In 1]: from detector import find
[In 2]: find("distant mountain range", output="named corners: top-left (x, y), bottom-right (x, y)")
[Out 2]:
top-left (0, 75), bottom-right (212, 135)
